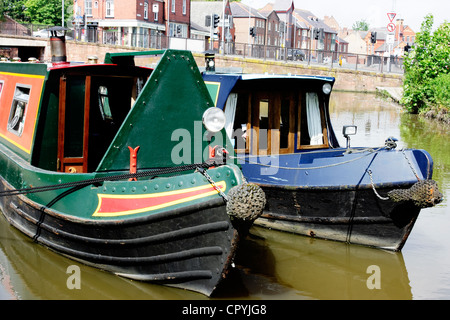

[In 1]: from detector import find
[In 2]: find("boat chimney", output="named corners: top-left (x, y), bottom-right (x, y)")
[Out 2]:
top-left (49, 27), bottom-right (68, 66)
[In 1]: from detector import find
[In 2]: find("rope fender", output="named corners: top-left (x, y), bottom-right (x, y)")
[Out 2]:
top-left (387, 179), bottom-right (443, 208)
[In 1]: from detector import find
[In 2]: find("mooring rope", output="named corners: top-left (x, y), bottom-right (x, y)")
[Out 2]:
top-left (230, 146), bottom-right (385, 171)
top-left (0, 162), bottom-right (215, 197)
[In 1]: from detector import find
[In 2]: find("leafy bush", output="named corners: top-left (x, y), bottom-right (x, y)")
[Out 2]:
top-left (430, 73), bottom-right (450, 109)
top-left (402, 15), bottom-right (450, 114)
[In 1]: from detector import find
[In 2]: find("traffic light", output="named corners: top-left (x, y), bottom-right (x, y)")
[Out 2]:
top-left (205, 15), bottom-right (211, 27)
top-left (213, 14), bottom-right (220, 28)
top-left (370, 32), bottom-right (377, 44)
top-left (249, 27), bottom-right (255, 37)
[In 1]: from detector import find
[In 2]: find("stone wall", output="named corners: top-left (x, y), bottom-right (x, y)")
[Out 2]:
top-left (192, 55), bottom-right (404, 92)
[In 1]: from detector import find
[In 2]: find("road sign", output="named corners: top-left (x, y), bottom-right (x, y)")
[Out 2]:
top-left (386, 34), bottom-right (395, 44)
top-left (387, 12), bottom-right (396, 22)
top-left (387, 23), bottom-right (396, 32)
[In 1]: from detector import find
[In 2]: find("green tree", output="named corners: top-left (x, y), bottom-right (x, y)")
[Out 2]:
top-left (24, 0), bottom-right (72, 26)
top-left (352, 20), bottom-right (369, 31)
top-left (402, 14), bottom-right (450, 113)
top-left (1, 0), bottom-right (30, 22)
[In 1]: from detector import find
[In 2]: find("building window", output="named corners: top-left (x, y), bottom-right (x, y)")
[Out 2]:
top-left (106, 0), bottom-right (114, 17)
top-left (85, 0), bottom-right (92, 16)
top-left (144, 2), bottom-right (148, 20)
top-left (182, 0), bottom-right (186, 15)
top-left (153, 5), bottom-right (158, 21)
top-left (171, 0), bottom-right (175, 13)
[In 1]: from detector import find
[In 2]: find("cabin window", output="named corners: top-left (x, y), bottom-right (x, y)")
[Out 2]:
top-left (231, 93), bottom-right (249, 152)
top-left (0, 81), bottom-right (3, 97)
top-left (297, 91), bottom-right (328, 149)
top-left (8, 85), bottom-right (30, 137)
top-left (229, 86), bottom-right (328, 155)
top-left (98, 86), bottom-right (113, 121)
top-left (258, 98), bottom-right (269, 153)
top-left (306, 92), bottom-right (323, 145)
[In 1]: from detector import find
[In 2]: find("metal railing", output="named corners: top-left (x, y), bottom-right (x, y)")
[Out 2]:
top-left (225, 42), bottom-right (404, 74)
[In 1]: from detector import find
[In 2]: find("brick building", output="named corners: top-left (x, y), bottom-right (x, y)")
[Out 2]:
top-left (72, 0), bottom-right (189, 47)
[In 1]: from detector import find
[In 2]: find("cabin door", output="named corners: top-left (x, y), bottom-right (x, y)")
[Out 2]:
top-left (57, 75), bottom-right (90, 173)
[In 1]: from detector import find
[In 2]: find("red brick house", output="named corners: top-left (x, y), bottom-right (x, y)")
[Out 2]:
top-left (72, 0), bottom-right (188, 46)
top-left (166, 0), bottom-right (190, 38)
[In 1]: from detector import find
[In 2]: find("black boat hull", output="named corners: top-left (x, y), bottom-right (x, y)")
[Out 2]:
top-left (255, 185), bottom-right (421, 251)
top-left (0, 179), bottom-right (239, 297)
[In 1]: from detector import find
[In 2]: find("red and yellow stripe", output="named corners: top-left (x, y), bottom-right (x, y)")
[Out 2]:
top-left (93, 181), bottom-right (226, 217)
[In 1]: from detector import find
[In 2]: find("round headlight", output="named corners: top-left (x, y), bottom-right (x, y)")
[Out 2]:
top-left (323, 83), bottom-right (332, 95)
top-left (202, 107), bottom-right (226, 133)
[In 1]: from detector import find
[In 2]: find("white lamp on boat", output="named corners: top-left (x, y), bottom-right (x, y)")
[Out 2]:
top-left (202, 107), bottom-right (226, 133)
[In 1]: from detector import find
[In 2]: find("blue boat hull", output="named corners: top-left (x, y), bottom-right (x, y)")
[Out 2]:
top-left (238, 148), bottom-right (433, 251)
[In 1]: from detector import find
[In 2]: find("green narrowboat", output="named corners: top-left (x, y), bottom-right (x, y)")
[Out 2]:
top-left (0, 32), bottom-right (265, 296)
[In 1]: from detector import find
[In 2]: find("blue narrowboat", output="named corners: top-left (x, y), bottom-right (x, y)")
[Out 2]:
top-left (203, 71), bottom-right (442, 251)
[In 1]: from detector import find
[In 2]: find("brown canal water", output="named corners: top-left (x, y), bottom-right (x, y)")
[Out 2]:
top-left (0, 92), bottom-right (449, 300)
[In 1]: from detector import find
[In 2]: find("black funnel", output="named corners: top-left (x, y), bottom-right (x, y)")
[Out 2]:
top-left (49, 26), bottom-right (68, 63)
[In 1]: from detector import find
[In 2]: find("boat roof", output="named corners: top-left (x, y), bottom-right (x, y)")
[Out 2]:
top-left (203, 72), bottom-right (335, 110)
top-left (204, 73), bottom-right (335, 82)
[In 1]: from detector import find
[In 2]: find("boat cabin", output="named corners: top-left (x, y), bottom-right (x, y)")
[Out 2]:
top-left (0, 60), bottom-right (152, 173)
top-left (203, 74), bottom-right (340, 156)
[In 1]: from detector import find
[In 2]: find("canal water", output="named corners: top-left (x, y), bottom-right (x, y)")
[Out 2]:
top-left (0, 91), bottom-right (448, 300)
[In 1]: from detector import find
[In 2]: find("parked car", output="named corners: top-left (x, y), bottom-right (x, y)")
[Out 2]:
top-left (287, 49), bottom-right (306, 61)
top-left (33, 29), bottom-right (73, 40)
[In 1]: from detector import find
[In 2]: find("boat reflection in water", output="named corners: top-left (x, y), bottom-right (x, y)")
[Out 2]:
top-left (235, 226), bottom-right (413, 300)
top-left (1, 212), bottom-right (412, 300)
top-left (0, 213), bottom-right (205, 300)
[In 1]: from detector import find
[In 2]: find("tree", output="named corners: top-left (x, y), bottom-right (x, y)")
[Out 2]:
top-left (1, 0), bottom-right (30, 22)
top-left (402, 14), bottom-right (450, 113)
top-left (352, 20), bottom-right (369, 31)
top-left (24, 0), bottom-right (72, 26)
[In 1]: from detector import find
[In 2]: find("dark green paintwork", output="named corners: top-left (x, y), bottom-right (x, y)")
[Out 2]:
top-left (0, 62), bottom-right (48, 77)
top-left (0, 49), bottom-right (243, 221)
top-left (98, 50), bottom-right (228, 171)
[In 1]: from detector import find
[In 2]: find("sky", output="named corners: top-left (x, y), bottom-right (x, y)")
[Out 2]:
top-left (241, 0), bottom-right (449, 32)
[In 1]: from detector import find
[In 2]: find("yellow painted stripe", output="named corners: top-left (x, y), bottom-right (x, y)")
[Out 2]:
top-left (0, 71), bottom-right (46, 79)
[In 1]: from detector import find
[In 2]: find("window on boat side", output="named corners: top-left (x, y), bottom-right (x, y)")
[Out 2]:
top-left (7, 84), bottom-right (31, 137)
top-left (0, 81), bottom-right (3, 98)
top-left (297, 91), bottom-right (328, 149)
top-left (228, 88), bottom-right (328, 155)
top-left (229, 91), bottom-right (296, 155)
top-left (98, 86), bottom-right (113, 121)
top-left (230, 93), bottom-right (250, 153)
